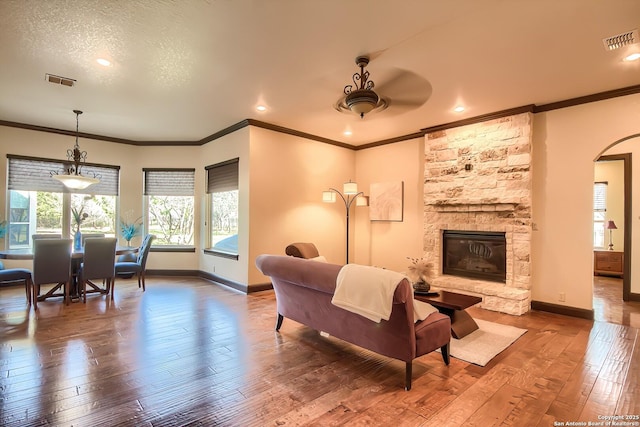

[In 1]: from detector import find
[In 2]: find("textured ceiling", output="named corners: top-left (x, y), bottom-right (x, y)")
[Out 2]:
top-left (0, 0), bottom-right (639, 146)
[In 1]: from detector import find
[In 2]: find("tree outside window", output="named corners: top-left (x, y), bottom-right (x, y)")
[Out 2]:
top-left (144, 169), bottom-right (195, 246)
top-left (6, 156), bottom-right (119, 249)
top-left (70, 194), bottom-right (116, 235)
top-left (206, 159), bottom-right (239, 256)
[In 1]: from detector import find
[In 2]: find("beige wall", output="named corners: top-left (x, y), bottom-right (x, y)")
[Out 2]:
top-left (353, 94), bottom-right (640, 313)
top-left (3, 92), bottom-right (639, 305)
top-left (0, 125), bottom-right (201, 272)
top-left (531, 93), bottom-right (640, 310)
top-left (594, 160), bottom-right (625, 251)
top-left (353, 138), bottom-right (424, 273)
top-left (198, 127), bottom-right (250, 285)
top-left (247, 127), bottom-right (354, 286)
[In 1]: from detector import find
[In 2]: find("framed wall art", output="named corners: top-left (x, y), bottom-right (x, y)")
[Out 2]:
top-left (369, 181), bottom-right (404, 221)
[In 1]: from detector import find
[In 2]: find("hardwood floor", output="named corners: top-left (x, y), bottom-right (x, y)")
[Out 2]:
top-left (593, 275), bottom-right (640, 327)
top-left (1, 277), bottom-right (639, 426)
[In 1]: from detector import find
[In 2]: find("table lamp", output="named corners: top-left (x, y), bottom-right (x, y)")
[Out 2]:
top-left (606, 220), bottom-right (618, 251)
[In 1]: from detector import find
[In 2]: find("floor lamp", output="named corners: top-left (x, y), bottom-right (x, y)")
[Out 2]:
top-left (323, 181), bottom-right (368, 264)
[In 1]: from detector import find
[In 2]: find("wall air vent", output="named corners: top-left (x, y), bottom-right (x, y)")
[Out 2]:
top-left (602, 29), bottom-right (639, 51)
top-left (45, 73), bottom-right (76, 87)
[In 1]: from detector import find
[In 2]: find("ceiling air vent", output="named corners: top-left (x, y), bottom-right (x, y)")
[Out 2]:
top-left (602, 29), bottom-right (639, 51)
top-left (45, 73), bottom-right (76, 87)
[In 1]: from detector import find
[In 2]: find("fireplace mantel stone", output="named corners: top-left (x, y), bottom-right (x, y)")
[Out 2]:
top-left (423, 112), bottom-right (533, 315)
top-left (430, 276), bottom-right (531, 316)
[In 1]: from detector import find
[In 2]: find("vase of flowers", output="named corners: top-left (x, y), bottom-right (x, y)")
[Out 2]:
top-left (407, 256), bottom-right (434, 292)
top-left (71, 207), bottom-right (88, 251)
top-left (119, 212), bottom-right (142, 247)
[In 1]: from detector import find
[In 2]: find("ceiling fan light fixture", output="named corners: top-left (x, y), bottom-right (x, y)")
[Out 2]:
top-left (336, 55), bottom-right (387, 118)
top-left (345, 89), bottom-right (379, 117)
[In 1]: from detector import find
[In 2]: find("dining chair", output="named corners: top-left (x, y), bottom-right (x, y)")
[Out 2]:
top-left (32, 238), bottom-right (73, 309)
top-left (79, 237), bottom-right (117, 302)
top-left (31, 233), bottom-right (62, 241)
top-left (0, 266), bottom-right (34, 306)
top-left (114, 234), bottom-right (155, 291)
top-left (81, 233), bottom-right (106, 245)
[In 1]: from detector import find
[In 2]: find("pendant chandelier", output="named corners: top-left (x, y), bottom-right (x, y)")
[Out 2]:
top-left (51, 110), bottom-right (100, 190)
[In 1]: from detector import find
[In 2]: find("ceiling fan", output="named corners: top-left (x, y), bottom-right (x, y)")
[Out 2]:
top-left (334, 55), bottom-right (432, 119)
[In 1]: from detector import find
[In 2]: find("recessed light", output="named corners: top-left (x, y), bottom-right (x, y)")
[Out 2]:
top-left (454, 106), bottom-right (465, 113)
top-left (96, 58), bottom-right (111, 66)
top-left (256, 105), bottom-right (267, 112)
top-left (343, 130), bottom-right (352, 136)
top-left (624, 52), bottom-right (640, 61)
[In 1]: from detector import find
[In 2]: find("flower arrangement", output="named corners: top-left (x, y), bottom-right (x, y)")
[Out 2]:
top-left (119, 211), bottom-right (142, 246)
top-left (406, 256), bottom-right (433, 291)
top-left (71, 207), bottom-right (89, 233)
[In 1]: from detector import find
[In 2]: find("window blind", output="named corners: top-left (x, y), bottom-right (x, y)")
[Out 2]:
top-left (206, 158), bottom-right (239, 193)
top-left (7, 155), bottom-right (120, 195)
top-left (593, 182), bottom-right (607, 211)
top-left (144, 168), bottom-right (195, 196)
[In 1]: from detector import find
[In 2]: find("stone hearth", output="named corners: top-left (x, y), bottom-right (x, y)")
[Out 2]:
top-left (423, 113), bottom-right (533, 315)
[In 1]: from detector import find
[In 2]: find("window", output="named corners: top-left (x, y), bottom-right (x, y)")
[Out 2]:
top-left (593, 182), bottom-right (607, 248)
top-left (206, 159), bottom-right (239, 257)
top-left (144, 169), bottom-right (195, 246)
top-left (6, 155), bottom-right (119, 249)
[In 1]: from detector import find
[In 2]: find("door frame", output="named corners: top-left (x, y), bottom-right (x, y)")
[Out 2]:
top-left (597, 153), bottom-right (634, 301)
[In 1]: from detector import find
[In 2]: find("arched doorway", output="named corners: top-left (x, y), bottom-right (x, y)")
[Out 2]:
top-left (593, 134), bottom-right (640, 325)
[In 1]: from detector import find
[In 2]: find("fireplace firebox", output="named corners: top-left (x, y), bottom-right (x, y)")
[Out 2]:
top-left (442, 230), bottom-right (506, 283)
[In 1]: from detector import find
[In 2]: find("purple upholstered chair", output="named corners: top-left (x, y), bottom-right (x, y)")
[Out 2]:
top-left (285, 242), bottom-right (320, 259)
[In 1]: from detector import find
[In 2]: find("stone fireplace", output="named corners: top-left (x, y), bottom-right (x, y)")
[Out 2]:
top-left (423, 113), bottom-right (533, 315)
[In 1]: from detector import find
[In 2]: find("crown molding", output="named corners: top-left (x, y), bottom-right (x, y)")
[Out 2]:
top-left (421, 105), bottom-right (536, 134)
top-left (2, 84), bottom-right (639, 149)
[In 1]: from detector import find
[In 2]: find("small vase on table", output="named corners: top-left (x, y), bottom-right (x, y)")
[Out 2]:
top-left (74, 230), bottom-right (82, 251)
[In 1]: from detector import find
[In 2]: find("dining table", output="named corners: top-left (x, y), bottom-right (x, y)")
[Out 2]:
top-left (0, 245), bottom-right (138, 302)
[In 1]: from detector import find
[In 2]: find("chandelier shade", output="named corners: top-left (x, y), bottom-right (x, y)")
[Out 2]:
top-left (52, 173), bottom-right (99, 190)
top-left (51, 110), bottom-right (100, 190)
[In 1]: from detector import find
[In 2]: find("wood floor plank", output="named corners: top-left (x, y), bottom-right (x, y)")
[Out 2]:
top-left (421, 364), bottom-right (520, 426)
top-left (1, 276), bottom-right (639, 426)
top-left (615, 329), bottom-right (640, 415)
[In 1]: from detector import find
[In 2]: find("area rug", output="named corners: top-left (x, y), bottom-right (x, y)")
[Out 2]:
top-left (439, 319), bottom-right (527, 366)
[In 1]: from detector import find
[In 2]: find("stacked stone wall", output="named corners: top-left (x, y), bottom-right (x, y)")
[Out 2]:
top-left (424, 113), bottom-right (533, 315)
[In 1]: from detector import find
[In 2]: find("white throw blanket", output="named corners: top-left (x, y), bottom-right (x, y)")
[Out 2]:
top-left (331, 264), bottom-right (437, 323)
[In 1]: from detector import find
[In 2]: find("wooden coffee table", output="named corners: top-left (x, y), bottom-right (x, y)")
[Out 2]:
top-left (414, 290), bottom-right (483, 339)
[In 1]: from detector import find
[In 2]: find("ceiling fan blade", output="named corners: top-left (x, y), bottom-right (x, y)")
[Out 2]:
top-left (387, 98), bottom-right (428, 108)
top-left (374, 68), bottom-right (432, 109)
top-left (363, 49), bottom-right (387, 62)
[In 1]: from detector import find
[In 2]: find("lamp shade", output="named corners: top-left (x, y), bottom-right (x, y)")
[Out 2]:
top-left (356, 195), bottom-right (369, 207)
top-left (322, 191), bottom-right (336, 203)
top-left (606, 220), bottom-right (618, 230)
top-left (343, 181), bottom-right (358, 195)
